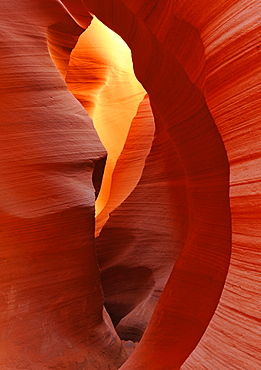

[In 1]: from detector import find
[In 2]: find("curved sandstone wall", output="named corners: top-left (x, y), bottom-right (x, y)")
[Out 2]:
top-left (0, 0), bottom-right (260, 369)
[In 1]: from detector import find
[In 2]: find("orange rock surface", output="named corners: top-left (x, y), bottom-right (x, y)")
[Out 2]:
top-left (0, 0), bottom-right (260, 369)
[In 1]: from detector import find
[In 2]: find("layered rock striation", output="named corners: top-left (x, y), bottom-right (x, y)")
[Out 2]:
top-left (0, 0), bottom-right (260, 369)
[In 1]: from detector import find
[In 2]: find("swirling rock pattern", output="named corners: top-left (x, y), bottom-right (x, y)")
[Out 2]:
top-left (0, 0), bottom-right (260, 369)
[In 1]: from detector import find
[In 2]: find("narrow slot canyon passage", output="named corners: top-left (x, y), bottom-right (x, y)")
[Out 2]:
top-left (0, 1), bottom-right (260, 369)
top-left (54, 9), bottom-right (232, 366)
top-left (65, 16), bottom-right (169, 346)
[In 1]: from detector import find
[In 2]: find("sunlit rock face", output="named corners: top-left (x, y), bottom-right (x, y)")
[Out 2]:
top-left (0, 0), bottom-right (260, 369)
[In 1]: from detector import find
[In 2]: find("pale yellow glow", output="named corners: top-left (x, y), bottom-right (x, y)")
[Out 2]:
top-left (67, 17), bottom-right (146, 218)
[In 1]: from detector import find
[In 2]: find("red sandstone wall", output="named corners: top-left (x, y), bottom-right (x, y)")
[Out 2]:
top-left (0, 1), bottom-right (126, 368)
top-left (0, 0), bottom-right (260, 369)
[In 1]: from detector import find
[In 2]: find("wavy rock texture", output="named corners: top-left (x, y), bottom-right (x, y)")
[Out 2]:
top-left (0, 1), bottom-right (126, 369)
top-left (78, 1), bottom-right (231, 369)
top-left (72, 0), bottom-right (259, 369)
top-left (0, 0), bottom-right (260, 369)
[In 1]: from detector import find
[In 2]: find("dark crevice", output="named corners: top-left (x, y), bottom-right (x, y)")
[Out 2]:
top-left (92, 155), bottom-right (107, 199)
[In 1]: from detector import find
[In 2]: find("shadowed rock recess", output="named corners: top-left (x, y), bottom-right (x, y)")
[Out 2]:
top-left (0, 0), bottom-right (260, 369)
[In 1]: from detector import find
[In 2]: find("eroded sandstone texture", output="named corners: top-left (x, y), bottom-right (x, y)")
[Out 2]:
top-left (0, 0), bottom-right (260, 369)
